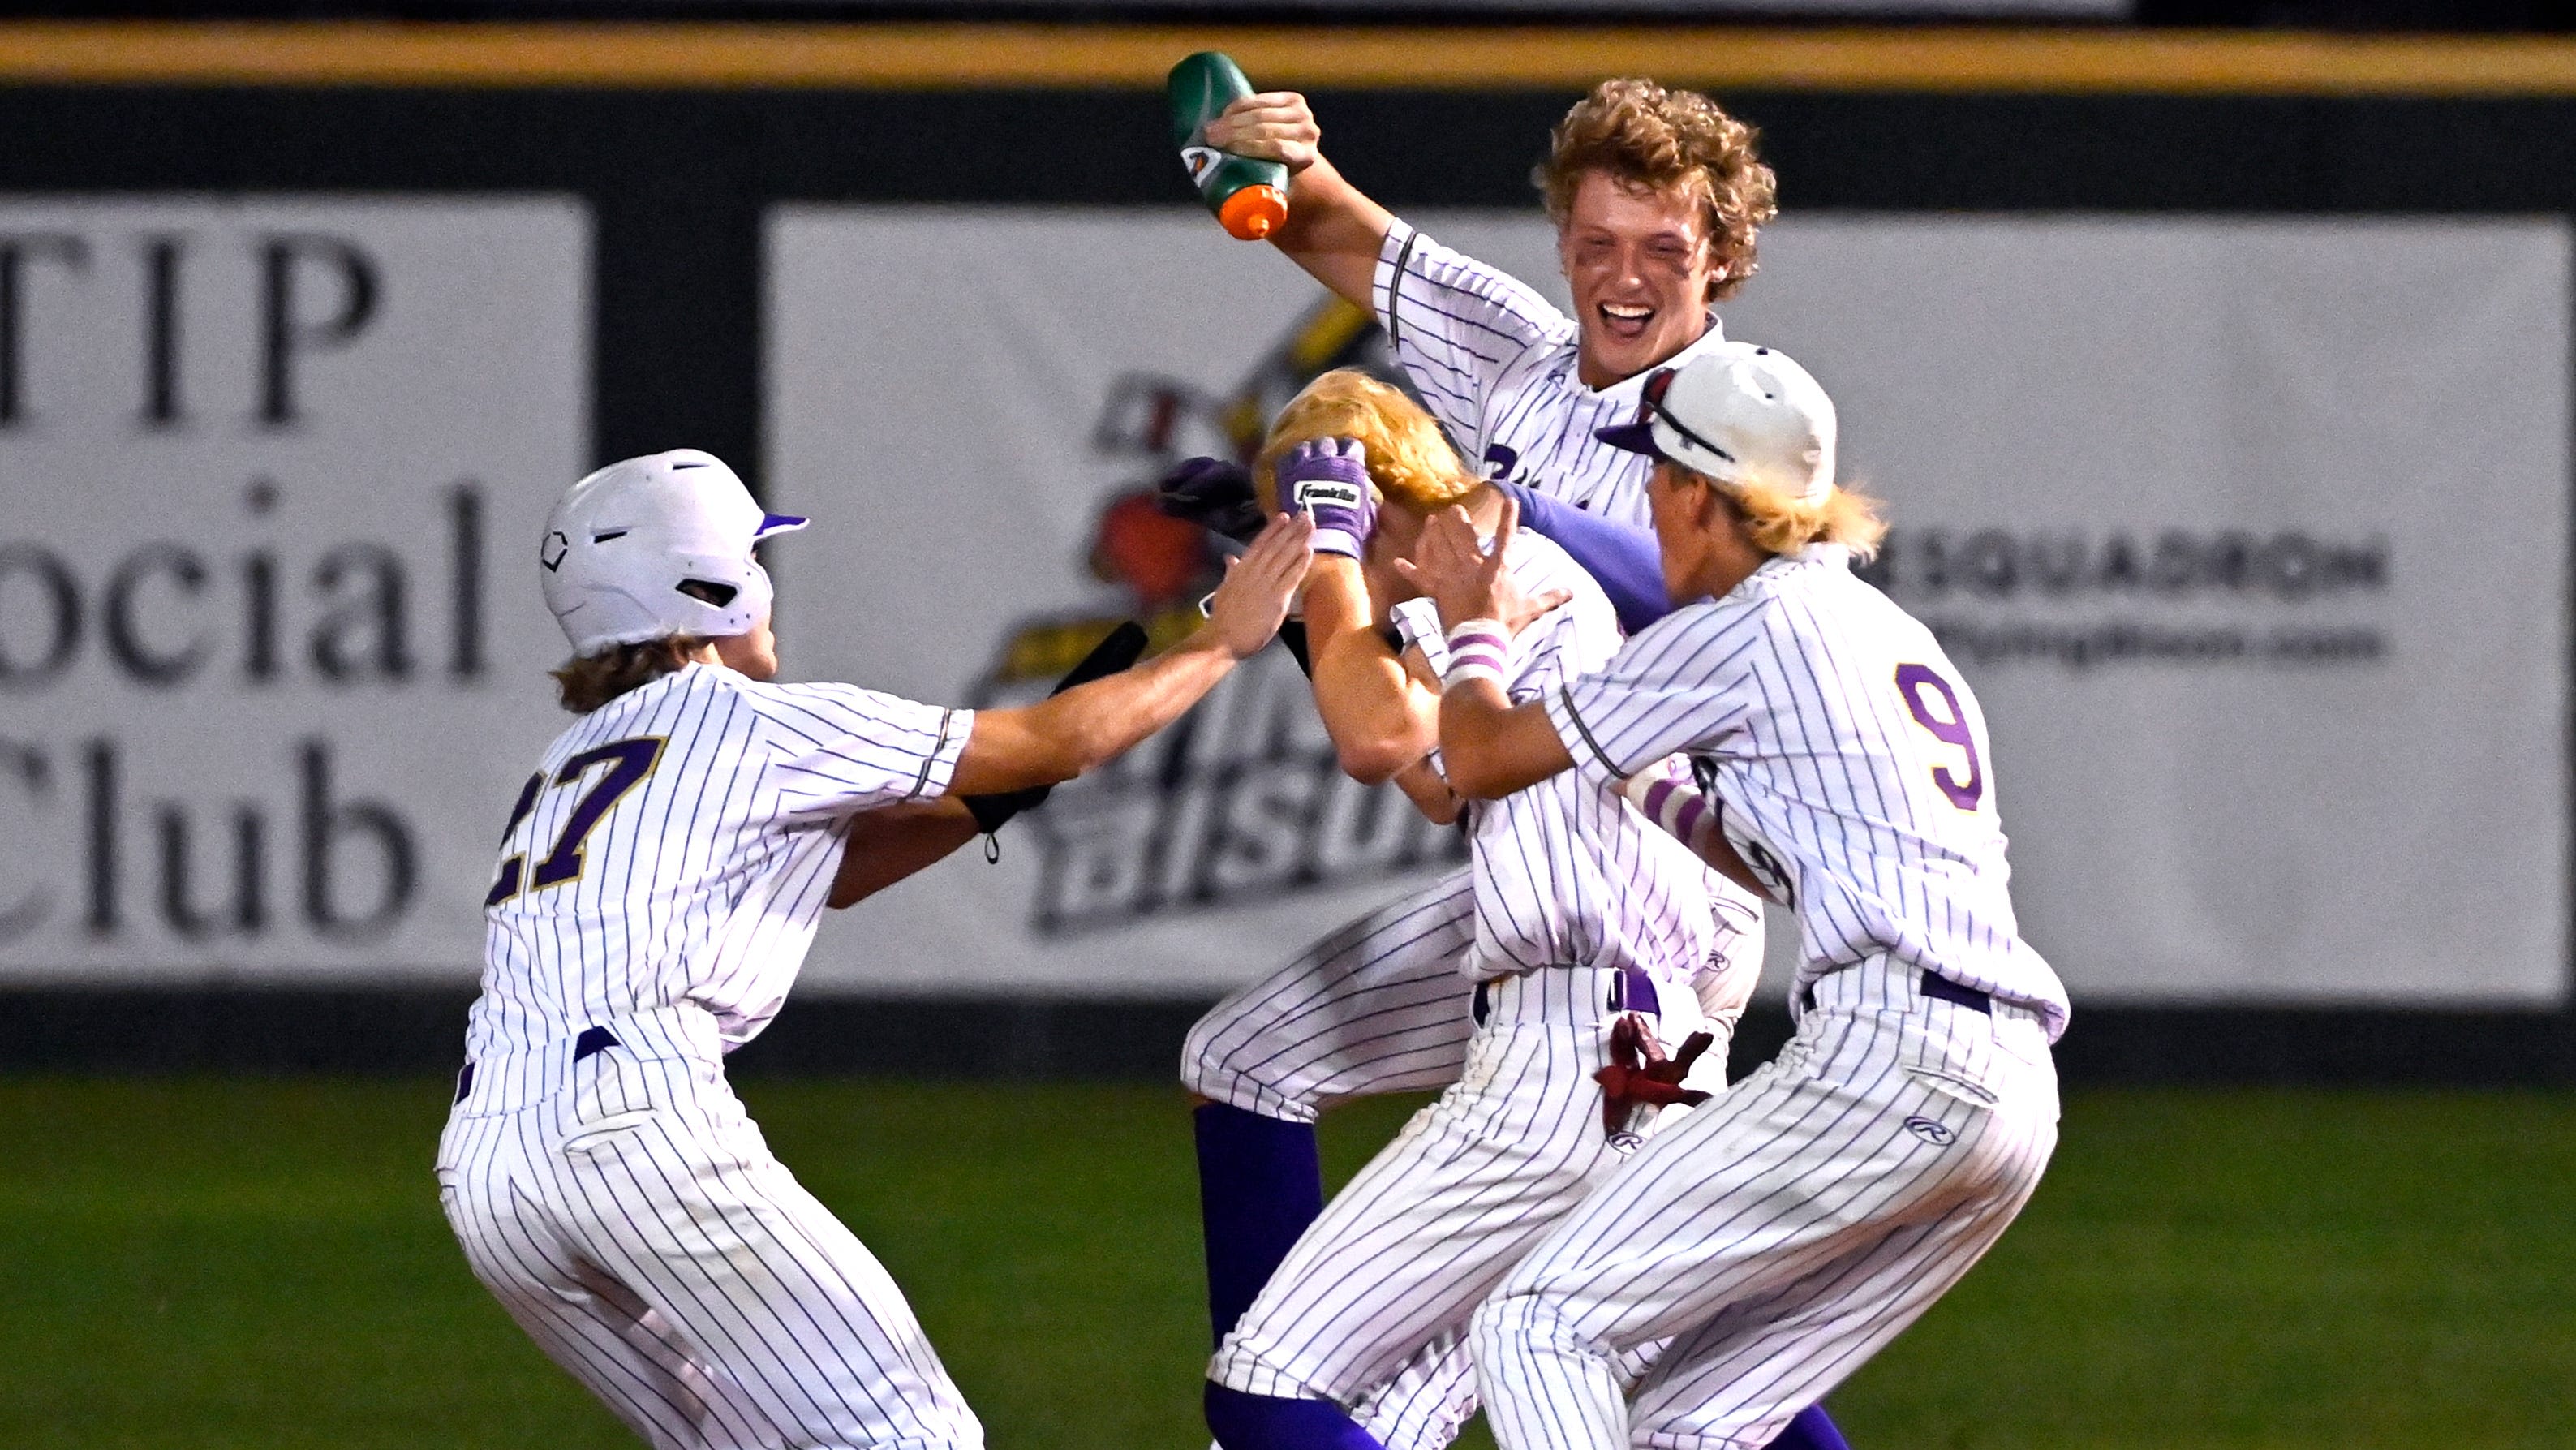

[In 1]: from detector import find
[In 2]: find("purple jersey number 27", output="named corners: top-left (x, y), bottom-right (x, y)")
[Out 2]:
top-left (1894, 664), bottom-right (1984, 811)
top-left (486, 736), bottom-right (668, 906)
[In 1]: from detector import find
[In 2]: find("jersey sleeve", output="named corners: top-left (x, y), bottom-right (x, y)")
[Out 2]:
top-left (1496, 480), bottom-right (1673, 634)
top-left (1543, 605), bottom-right (1758, 783)
top-left (749, 682), bottom-right (973, 820)
top-left (1374, 219), bottom-right (1575, 449)
top-left (1499, 536), bottom-right (1621, 703)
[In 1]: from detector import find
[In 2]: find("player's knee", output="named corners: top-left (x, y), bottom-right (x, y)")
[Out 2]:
top-left (1180, 999), bottom-right (1288, 1105)
top-left (1469, 1292), bottom-right (1599, 1373)
top-left (1178, 1013), bottom-right (1248, 1100)
top-left (1467, 1296), bottom-right (1521, 1364)
top-left (1205, 1383), bottom-right (1383, 1450)
top-left (1178, 1006), bottom-right (1236, 1095)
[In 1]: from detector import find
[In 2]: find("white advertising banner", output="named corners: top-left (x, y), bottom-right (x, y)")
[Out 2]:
top-left (772, 208), bottom-right (1467, 998)
top-left (771, 205), bottom-right (2568, 1007)
top-left (0, 196), bottom-right (589, 982)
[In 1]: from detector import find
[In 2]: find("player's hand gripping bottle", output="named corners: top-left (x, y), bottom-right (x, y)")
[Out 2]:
top-left (1168, 51), bottom-right (1291, 241)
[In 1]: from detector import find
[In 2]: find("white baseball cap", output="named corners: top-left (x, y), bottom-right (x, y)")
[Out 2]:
top-left (538, 449), bottom-right (809, 656)
top-left (1594, 344), bottom-right (1838, 504)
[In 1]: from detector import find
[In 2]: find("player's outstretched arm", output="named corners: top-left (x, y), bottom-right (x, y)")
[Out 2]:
top-left (1205, 91), bottom-right (1392, 312)
top-left (1494, 480), bottom-right (1674, 634)
top-left (948, 514), bottom-right (1313, 796)
top-left (826, 798), bottom-right (983, 909)
top-left (1393, 498), bottom-right (1580, 799)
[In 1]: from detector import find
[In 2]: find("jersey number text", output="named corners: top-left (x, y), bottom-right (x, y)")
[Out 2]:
top-left (486, 737), bottom-right (668, 906)
top-left (1894, 665), bottom-right (1984, 811)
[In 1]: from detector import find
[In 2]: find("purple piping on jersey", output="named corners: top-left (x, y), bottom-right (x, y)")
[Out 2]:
top-left (1382, 227), bottom-right (1421, 355)
top-left (908, 709), bottom-right (955, 800)
top-left (1556, 684), bottom-right (1621, 775)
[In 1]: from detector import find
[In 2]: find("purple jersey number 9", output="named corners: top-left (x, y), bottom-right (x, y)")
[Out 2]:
top-left (1894, 664), bottom-right (1984, 811)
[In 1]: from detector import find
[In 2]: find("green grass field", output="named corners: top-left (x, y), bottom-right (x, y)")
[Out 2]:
top-left (2, 1078), bottom-right (2570, 1448)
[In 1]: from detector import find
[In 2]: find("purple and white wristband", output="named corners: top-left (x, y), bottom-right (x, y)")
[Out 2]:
top-left (1621, 768), bottom-right (1716, 855)
top-left (1442, 617), bottom-right (1510, 688)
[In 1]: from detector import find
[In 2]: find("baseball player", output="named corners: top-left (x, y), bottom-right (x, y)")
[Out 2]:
top-left (1202, 370), bottom-right (1737, 1450)
top-left (1204, 75), bottom-right (1773, 524)
top-left (1397, 346), bottom-right (2068, 1450)
top-left (1174, 77), bottom-right (1860, 1450)
top-left (437, 448), bottom-right (1313, 1450)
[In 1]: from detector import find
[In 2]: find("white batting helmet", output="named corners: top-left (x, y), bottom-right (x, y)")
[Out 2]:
top-left (1595, 344), bottom-right (1838, 504)
top-left (538, 449), bottom-right (809, 656)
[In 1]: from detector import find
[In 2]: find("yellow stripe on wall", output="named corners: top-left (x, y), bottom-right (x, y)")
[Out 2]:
top-left (4, 22), bottom-right (2576, 97)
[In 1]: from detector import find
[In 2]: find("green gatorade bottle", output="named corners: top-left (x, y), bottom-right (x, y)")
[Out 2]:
top-left (1168, 51), bottom-right (1291, 241)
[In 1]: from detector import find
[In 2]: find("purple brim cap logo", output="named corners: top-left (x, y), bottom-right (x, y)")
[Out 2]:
top-left (756, 512), bottom-right (810, 537)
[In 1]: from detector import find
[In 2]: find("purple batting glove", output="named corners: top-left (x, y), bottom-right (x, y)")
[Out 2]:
top-left (1278, 437), bottom-right (1376, 560)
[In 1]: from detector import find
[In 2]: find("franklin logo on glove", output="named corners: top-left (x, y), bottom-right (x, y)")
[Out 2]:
top-left (1291, 479), bottom-right (1365, 511)
top-left (1276, 436), bottom-right (1378, 559)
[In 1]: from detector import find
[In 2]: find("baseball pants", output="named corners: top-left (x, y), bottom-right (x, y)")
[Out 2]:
top-left (1471, 958), bottom-right (2059, 1450)
top-left (1182, 869), bottom-right (1482, 1123)
top-left (1183, 869), bottom-right (1759, 1121)
top-left (437, 1009), bottom-right (983, 1450)
top-left (1184, 870), bottom-right (1760, 1449)
top-left (1211, 966), bottom-right (1711, 1431)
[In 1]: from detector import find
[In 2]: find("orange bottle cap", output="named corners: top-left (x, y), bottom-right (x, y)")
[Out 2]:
top-left (1219, 185), bottom-right (1288, 241)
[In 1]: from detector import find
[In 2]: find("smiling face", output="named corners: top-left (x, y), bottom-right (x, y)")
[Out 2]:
top-left (1558, 170), bottom-right (1725, 390)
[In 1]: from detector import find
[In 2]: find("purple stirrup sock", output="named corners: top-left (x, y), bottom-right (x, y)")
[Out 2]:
top-left (1205, 1384), bottom-right (1388, 1450)
top-left (1763, 1404), bottom-right (1856, 1450)
top-left (1193, 1103), bottom-right (1325, 1345)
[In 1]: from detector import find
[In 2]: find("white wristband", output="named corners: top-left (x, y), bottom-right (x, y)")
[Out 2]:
top-left (1442, 617), bottom-right (1509, 688)
top-left (1310, 527), bottom-right (1364, 560)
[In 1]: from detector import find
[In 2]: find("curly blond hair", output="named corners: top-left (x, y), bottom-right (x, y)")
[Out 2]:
top-left (1692, 470), bottom-right (1887, 561)
top-left (1255, 370), bottom-right (1479, 514)
top-left (1538, 79), bottom-right (1778, 300)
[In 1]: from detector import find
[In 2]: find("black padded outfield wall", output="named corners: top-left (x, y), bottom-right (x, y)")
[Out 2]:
top-left (3, 62), bottom-right (2575, 1082)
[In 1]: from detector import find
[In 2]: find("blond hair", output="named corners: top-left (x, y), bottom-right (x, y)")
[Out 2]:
top-left (1254, 370), bottom-right (1478, 514)
top-left (1537, 78), bottom-right (1778, 301)
top-left (1684, 468), bottom-right (1887, 561)
top-left (549, 635), bottom-right (709, 714)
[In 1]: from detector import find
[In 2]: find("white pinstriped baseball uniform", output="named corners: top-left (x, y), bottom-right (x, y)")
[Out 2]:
top-left (1469, 543), bottom-right (2068, 1450)
top-left (1182, 217), bottom-right (1761, 1134)
top-left (438, 661), bottom-right (984, 1450)
top-left (1207, 530), bottom-right (1737, 1435)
